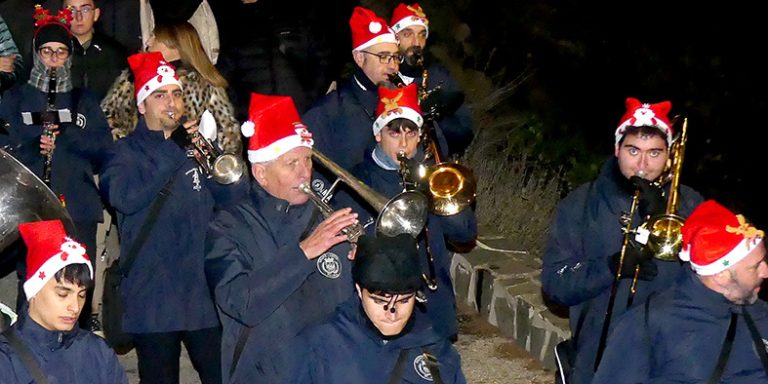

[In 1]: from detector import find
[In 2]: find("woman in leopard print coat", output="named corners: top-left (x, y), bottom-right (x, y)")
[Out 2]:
top-left (101, 22), bottom-right (241, 154)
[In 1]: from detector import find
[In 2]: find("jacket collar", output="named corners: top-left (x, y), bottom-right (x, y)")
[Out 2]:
top-left (14, 311), bottom-right (79, 352)
top-left (678, 268), bottom-right (747, 316)
top-left (336, 295), bottom-right (439, 348)
top-left (249, 182), bottom-right (314, 224)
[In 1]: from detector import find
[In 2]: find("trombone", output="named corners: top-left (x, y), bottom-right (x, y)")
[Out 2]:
top-left (302, 149), bottom-right (429, 242)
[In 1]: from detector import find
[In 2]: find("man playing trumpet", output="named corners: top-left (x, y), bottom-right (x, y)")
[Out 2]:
top-left (541, 97), bottom-right (704, 384)
top-left (204, 93), bottom-right (358, 383)
top-left (100, 52), bottom-right (225, 383)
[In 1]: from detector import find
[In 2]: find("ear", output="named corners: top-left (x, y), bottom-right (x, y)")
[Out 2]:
top-left (614, 144), bottom-right (620, 157)
top-left (374, 132), bottom-right (382, 143)
top-left (137, 102), bottom-right (146, 115)
top-left (712, 270), bottom-right (731, 287)
top-left (251, 163), bottom-right (267, 186)
top-left (352, 50), bottom-right (365, 68)
top-left (355, 283), bottom-right (363, 299)
top-left (93, 8), bottom-right (101, 22)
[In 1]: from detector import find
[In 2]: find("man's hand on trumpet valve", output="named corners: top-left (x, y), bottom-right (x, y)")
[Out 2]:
top-left (609, 241), bottom-right (658, 281)
top-left (630, 175), bottom-right (666, 218)
top-left (300, 207), bottom-right (359, 260)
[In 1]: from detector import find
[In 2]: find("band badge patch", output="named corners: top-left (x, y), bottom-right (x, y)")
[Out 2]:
top-left (316, 252), bottom-right (341, 279)
top-left (75, 113), bottom-right (86, 129)
top-left (413, 354), bottom-right (434, 381)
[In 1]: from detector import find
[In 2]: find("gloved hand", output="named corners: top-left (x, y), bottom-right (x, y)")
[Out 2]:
top-left (609, 242), bottom-right (658, 281)
top-left (421, 88), bottom-right (465, 121)
top-left (630, 176), bottom-right (666, 218)
top-left (169, 126), bottom-right (192, 150)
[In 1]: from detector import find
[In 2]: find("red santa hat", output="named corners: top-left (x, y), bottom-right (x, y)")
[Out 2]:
top-left (350, 6), bottom-right (398, 52)
top-left (19, 220), bottom-right (93, 300)
top-left (128, 52), bottom-right (182, 106)
top-left (615, 97), bottom-right (673, 146)
top-left (679, 200), bottom-right (764, 276)
top-left (240, 94), bottom-right (313, 163)
top-left (373, 83), bottom-right (423, 135)
top-left (390, 3), bottom-right (429, 37)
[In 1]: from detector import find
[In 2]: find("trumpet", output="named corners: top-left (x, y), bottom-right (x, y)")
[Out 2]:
top-left (299, 183), bottom-right (365, 242)
top-left (188, 131), bottom-right (245, 185)
top-left (304, 149), bottom-right (429, 241)
top-left (175, 113), bottom-right (245, 185)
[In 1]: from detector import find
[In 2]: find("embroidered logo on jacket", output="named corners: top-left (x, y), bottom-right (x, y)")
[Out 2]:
top-left (186, 167), bottom-right (202, 191)
top-left (413, 354), bottom-right (434, 381)
top-left (75, 113), bottom-right (86, 129)
top-left (316, 252), bottom-right (341, 279)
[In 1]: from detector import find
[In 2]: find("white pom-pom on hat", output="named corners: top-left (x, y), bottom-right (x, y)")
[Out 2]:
top-left (241, 121), bottom-right (255, 137)
top-left (369, 21), bottom-right (382, 33)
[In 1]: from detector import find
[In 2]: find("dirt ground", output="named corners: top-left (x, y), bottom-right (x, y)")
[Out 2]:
top-left (455, 302), bottom-right (552, 384)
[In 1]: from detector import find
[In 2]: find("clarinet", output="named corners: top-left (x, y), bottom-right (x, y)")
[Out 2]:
top-left (41, 69), bottom-right (58, 187)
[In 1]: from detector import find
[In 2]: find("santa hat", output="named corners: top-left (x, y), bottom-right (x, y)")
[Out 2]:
top-left (615, 97), bottom-right (673, 146)
top-left (373, 83), bottom-right (423, 135)
top-left (128, 52), bottom-right (182, 106)
top-left (679, 200), bottom-right (764, 276)
top-left (33, 5), bottom-right (74, 51)
top-left (240, 94), bottom-right (313, 163)
top-left (350, 6), bottom-right (398, 52)
top-left (390, 3), bottom-right (429, 37)
top-left (19, 220), bottom-right (93, 300)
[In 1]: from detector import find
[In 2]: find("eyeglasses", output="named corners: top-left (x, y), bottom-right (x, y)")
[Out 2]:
top-left (38, 47), bottom-right (70, 59)
top-left (360, 50), bottom-right (403, 64)
top-left (69, 5), bottom-right (94, 17)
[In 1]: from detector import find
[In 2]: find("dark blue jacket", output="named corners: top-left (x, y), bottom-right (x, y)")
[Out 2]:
top-left (205, 182), bottom-right (355, 383)
top-left (99, 119), bottom-right (219, 333)
top-left (593, 269), bottom-right (768, 384)
top-left (541, 158), bottom-right (704, 384)
top-left (400, 63), bottom-right (474, 156)
top-left (294, 296), bottom-right (466, 384)
top-left (350, 154), bottom-right (477, 339)
top-left (0, 313), bottom-right (127, 383)
top-left (301, 72), bottom-right (379, 171)
top-left (0, 83), bottom-right (112, 223)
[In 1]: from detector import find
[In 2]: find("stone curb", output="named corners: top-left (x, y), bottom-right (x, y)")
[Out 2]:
top-left (450, 240), bottom-right (570, 370)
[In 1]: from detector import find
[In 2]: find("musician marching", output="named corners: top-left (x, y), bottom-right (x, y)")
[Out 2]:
top-left (541, 98), bottom-right (704, 384)
top-left (390, 3), bottom-right (474, 157)
top-left (344, 83), bottom-right (477, 341)
top-left (204, 93), bottom-right (359, 383)
top-left (99, 52), bottom-right (229, 383)
top-left (0, 6), bottom-right (112, 326)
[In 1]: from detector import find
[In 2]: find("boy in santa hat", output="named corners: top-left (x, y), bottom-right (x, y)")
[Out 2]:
top-left (593, 200), bottom-right (768, 383)
top-left (0, 219), bottom-right (127, 383)
top-left (344, 83), bottom-right (476, 341)
top-left (0, 4), bottom-right (113, 332)
top-left (390, 2), bottom-right (474, 157)
top-left (541, 97), bottom-right (705, 384)
top-left (99, 51), bottom-right (227, 383)
top-left (205, 93), bottom-right (358, 383)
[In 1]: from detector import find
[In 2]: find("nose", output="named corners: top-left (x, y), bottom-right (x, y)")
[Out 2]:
top-left (385, 307), bottom-right (398, 321)
top-left (299, 157), bottom-right (312, 180)
top-left (67, 297), bottom-right (80, 315)
top-left (398, 134), bottom-right (408, 148)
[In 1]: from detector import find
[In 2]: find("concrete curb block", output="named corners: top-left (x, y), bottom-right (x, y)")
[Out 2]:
top-left (451, 251), bottom-right (570, 370)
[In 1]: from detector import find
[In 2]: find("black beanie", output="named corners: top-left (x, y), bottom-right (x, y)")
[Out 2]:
top-left (34, 23), bottom-right (73, 51)
top-left (352, 234), bottom-right (422, 294)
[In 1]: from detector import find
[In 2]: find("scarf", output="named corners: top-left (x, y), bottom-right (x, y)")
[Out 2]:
top-left (28, 52), bottom-right (73, 93)
top-left (372, 144), bottom-right (426, 171)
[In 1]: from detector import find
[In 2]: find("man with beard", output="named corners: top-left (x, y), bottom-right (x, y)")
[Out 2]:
top-left (593, 200), bottom-right (768, 383)
top-left (390, 3), bottom-right (474, 156)
top-left (301, 6), bottom-right (400, 171)
top-left (99, 52), bottom-right (223, 383)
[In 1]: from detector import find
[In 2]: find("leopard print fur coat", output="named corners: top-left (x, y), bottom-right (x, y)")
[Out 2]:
top-left (100, 68), bottom-right (242, 154)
